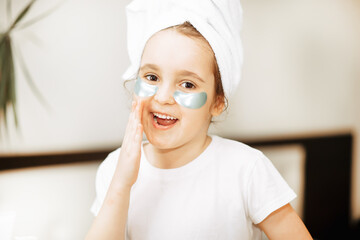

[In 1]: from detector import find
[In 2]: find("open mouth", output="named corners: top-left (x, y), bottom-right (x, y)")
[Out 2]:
top-left (152, 112), bottom-right (178, 128)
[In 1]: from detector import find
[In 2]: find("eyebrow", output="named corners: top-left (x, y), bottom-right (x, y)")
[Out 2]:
top-left (140, 64), bottom-right (160, 72)
top-left (139, 64), bottom-right (205, 83)
top-left (177, 70), bottom-right (205, 83)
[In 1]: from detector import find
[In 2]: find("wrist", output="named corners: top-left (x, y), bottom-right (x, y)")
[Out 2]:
top-left (104, 183), bottom-right (131, 207)
top-left (109, 175), bottom-right (133, 194)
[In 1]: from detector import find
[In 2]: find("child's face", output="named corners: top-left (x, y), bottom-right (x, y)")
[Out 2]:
top-left (137, 29), bottom-right (222, 150)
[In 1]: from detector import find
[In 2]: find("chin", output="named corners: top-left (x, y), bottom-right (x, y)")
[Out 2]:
top-left (145, 132), bottom-right (181, 150)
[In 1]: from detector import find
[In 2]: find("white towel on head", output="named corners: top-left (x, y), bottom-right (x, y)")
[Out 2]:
top-left (123, 0), bottom-right (243, 99)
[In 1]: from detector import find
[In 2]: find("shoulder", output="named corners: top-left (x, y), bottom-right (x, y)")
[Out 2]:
top-left (211, 135), bottom-right (264, 165)
top-left (208, 135), bottom-right (270, 183)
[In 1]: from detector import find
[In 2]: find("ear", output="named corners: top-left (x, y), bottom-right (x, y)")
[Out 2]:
top-left (210, 96), bottom-right (225, 117)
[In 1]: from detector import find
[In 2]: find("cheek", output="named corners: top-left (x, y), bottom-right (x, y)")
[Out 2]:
top-left (182, 106), bottom-right (213, 127)
top-left (141, 99), bottom-right (152, 115)
top-left (180, 90), bottom-right (215, 125)
top-left (206, 89), bottom-right (220, 116)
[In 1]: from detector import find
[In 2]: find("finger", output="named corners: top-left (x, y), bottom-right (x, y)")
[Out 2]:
top-left (134, 98), bottom-right (144, 123)
top-left (130, 123), bottom-right (143, 155)
top-left (123, 123), bottom-right (143, 157)
top-left (123, 97), bottom-right (144, 142)
top-left (124, 99), bottom-right (143, 146)
top-left (134, 123), bottom-right (143, 144)
top-left (130, 100), bottom-right (141, 134)
top-left (131, 100), bottom-right (136, 112)
top-left (123, 101), bottom-right (137, 146)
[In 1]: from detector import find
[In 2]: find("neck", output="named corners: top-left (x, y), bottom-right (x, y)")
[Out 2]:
top-left (144, 134), bottom-right (211, 169)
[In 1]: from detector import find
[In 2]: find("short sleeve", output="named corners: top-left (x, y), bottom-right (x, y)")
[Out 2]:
top-left (90, 148), bottom-right (121, 216)
top-left (246, 153), bottom-right (297, 224)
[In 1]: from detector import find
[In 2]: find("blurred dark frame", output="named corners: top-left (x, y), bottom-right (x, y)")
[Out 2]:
top-left (0, 133), bottom-right (358, 239)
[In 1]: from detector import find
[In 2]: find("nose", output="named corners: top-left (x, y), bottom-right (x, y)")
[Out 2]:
top-left (153, 82), bottom-right (176, 105)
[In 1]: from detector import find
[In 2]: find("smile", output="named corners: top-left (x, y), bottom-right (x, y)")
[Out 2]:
top-left (152, 112), bottom-right (178, 129)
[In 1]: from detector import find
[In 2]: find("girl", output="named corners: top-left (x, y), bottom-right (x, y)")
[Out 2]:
top-left (86, 1), bottom-right (313, 239)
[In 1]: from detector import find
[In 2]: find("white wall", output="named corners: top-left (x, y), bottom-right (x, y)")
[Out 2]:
top-left (0, 0), bottom-right (131, 152)
top-left (212, 0), bottom-right (359, 138)
top-left (0, 0), bottom-right (359, 233)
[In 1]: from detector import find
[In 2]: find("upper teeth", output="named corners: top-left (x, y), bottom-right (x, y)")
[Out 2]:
top-left (154, 112), bottom-right (177, 120)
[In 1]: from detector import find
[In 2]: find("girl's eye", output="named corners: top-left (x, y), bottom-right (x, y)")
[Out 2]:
top-left (145, 75), bottom-right (158, 82)
top-left (181, 82), bottom-right (195, 89)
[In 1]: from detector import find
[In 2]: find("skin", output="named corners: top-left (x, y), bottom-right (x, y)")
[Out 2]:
top-left (138, 30), bottom-right (223, 169)
top-left (85, 29), bottom-right (313, 240)
top-left (85, 100), bottom-right (143, 240)
top-left (258, 204), bottom-right (313, 240)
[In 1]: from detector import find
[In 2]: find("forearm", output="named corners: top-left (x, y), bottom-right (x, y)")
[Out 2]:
top-left (85, 177), bottom-right (131, 240)
top-left (86, 99), bottom-right (143, 240)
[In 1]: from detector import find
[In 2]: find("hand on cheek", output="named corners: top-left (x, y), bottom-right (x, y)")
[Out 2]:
top-left (114, 98), bottom-right (144, 190)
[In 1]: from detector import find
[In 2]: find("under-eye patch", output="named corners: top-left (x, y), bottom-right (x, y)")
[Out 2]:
top-left (134, 77), bottom-right (158, 97)
top-left (134, 78), bottom-right (207, 109)
top-left (173, 91), bottom-right (207, 109)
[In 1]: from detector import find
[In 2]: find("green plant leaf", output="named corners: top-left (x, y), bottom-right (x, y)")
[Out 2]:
top-left (0, 0), bottom-right (60, 133)
top-left (0, 33), bottom-right (5, 45)
top-left (0, 36), bottom-right (11, 129)
top-left (0, 35), bottom-right (19, 130)
top-left (7, 38), bottom-right (17, 128)
top-left (12, 42), bottom-right (50, 111)
top-left (0, 36), bottom-right (6, 109)
top-left (8, 0), bottom-right (37, 32)
top-left (0, 37), bottom-right (9, 105)
top-left (0, 41), bottom-right (6, 132)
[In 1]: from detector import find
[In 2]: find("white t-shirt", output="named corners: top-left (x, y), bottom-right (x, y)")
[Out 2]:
top-left (91, 135), bottom-right (296, 240)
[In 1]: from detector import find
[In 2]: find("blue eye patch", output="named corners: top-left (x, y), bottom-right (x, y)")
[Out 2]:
top-left (134, 77), bottom-right (158, 97)
top-left (134, 78), bottom-right (207, 109)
